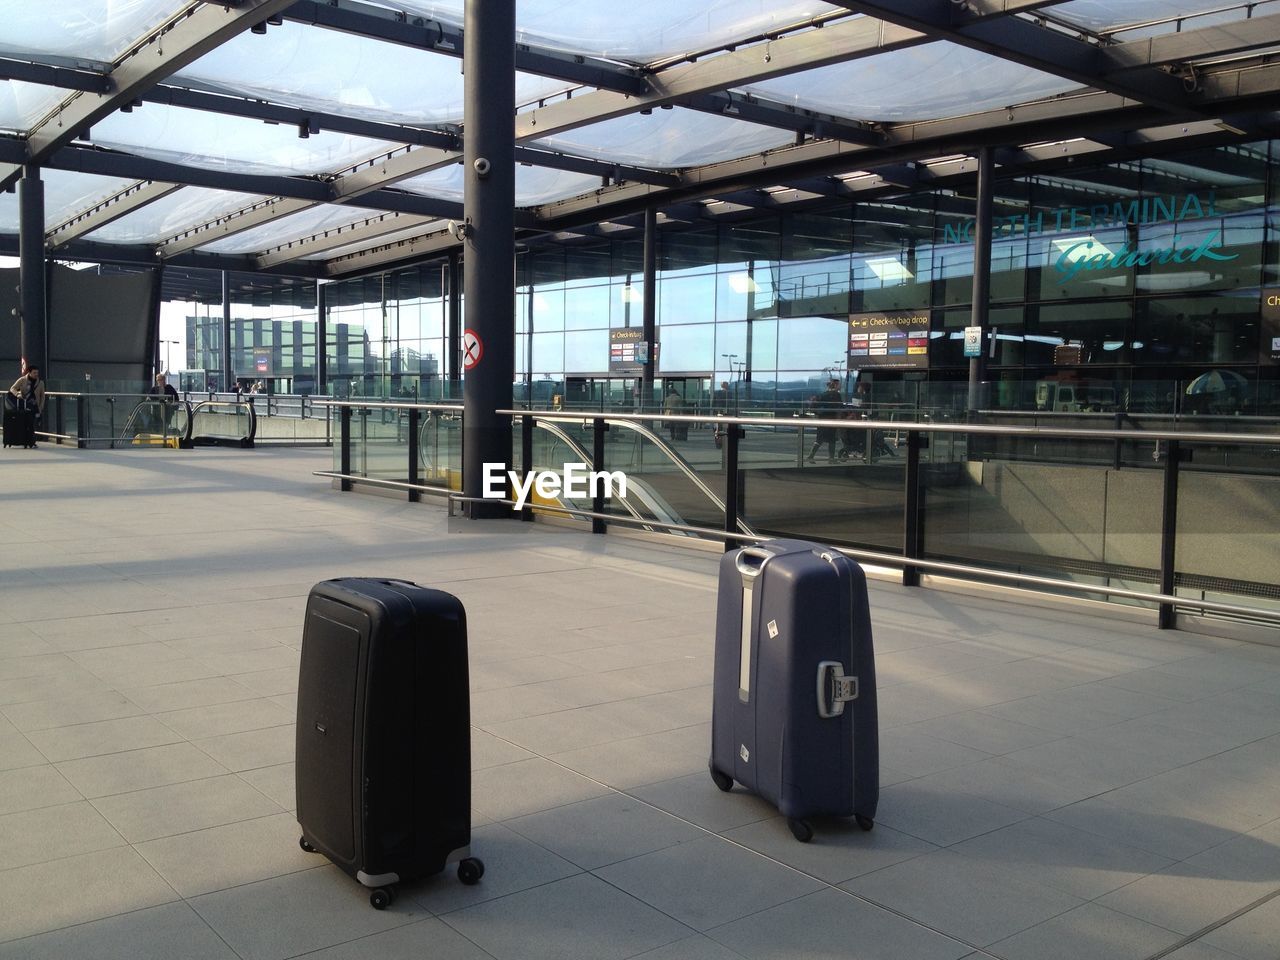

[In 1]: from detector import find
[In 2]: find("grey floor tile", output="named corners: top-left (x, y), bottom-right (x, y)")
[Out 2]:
top-left (627, 773), bottom-right (778, 833)
top-left (723, 816), bottom-right (939, 885)
top-left (0, 692), bottom-right (143, 733)
top-left (0, 766), bottom-right (80, 816)
top-left (442, 873), bottom-right (691, 960)
top-left (505, 793), bottom-right (701, 870)
top-left (1203, 897), bottom-right (1280, 960)
top-left (842, 849), bottom-right (1084, 947)
top-left (471, 729), bottom-right (535, 770)
top-left (709, 888), bottom-right (972, 960)
top-left (595, 835), bottom-right (823, 932)
top-left (27, 716), bottom-right (182, 763)
top-left (627, 936), bottom-right (746, 960)
top-left (120, 678), bottom-right (259, 715)
top-left (135, 811), bottom-right (315, 898)
top-left (1097, 863), bottom-right (1277, 937)
top-left (0, 733), bottom-right (44, 773)
top-left (237, 762), bottom-right (295, 812)
top-left (551, 723), bottom-right (709, 790)
top-left (0, 846), bottom-right (177, 944)
top-left (157, 698), bottom-right (294, 741)
top-left (470, 757), bottom-right (610, 821)
top-left (54, 742), bottom-right (228, 798)
top-left (192, 724), bottom-right (294, 772)
top-left (407, 822), bottom-right (581, 914)
top-left (986, 903), bottom-right (1180, 960)
top-left (0, 902), bottom-right (236, 960)
top-left (950, 816), bottom-right (1174, 900)
top-left (285, 917), bottom-right (498, 960)
top-left (0, 801), bottom-right (125, 871)
top-left (880, 728), bottom-right (995, 779)
top-left (91, 773), bottom-right (283, 842)
top-left (190, 865), bottom-right (423, 960)
top-left (874, 778), bottom-right (1032, 846)
top-left (1160, 944), bottom-right (1249, 960)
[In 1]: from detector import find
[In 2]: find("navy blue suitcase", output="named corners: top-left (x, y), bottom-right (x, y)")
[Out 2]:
top-left (709, 540), bottom-right (878, 842)
top-left (296, 578), bottom-right (484, 908)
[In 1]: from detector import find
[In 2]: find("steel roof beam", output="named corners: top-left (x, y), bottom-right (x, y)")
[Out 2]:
top-left (1106, 13), bottom-right (1280, 70)
top-left (678, 92), bottom-right (880, 146)
top-left (829, 1), bottom-right (1195, 113)
top-left (283, 0), bottom-right (647, 95)
top-left (255, 212), bottom-right (440, 268)
top-left (46, 180), bottom-right (183, 248)
top-left (0, 57), bottom-right (110, 93)
top-left (2, 0), bottom-right (297, 192)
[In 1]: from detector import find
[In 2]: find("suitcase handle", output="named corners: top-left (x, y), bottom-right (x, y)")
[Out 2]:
top-left (734, 547), bottom-right (772, 578)
top-left (817, 660), bottom-right (858, 719)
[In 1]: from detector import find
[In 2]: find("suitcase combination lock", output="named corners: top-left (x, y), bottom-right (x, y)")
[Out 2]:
top-left (817, 661), bottom-right (859, 718)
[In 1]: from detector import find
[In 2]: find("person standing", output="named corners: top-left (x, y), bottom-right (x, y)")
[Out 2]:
top-left (7, 364), bottom-right (45, 448)
top-left (664, 386), bottom-right (686, 442)
top-left (148, 373), bottom-right (179, 435)
top-left (807, 378), bottom-right (843, 463)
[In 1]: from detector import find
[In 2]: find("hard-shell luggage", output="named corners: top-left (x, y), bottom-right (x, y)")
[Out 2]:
top-left (709, 539), bottom-right (878, 842)
top-left (2, 395), bottom-right (36, 449)
top-left (296, 577), bottom-right (484, 908)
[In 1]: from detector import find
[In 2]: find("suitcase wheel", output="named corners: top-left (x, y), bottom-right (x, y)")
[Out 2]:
top-left (787, 818), bottom-right (814, 843)
top-left (369, 886), bottom-right (398, 910)
top-left (855, 814), bottom-right (874, 832)
top-left (457, 857), bottom-right (485, 886)
top-left (298, 837), bottom-right (317, 853)
top-left (709, 768), bottom-right (733, 793)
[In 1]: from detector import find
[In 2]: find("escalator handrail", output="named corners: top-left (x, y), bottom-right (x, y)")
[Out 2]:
top-left (191, 399), bottom-right (258, 443)
top-left (529, 419), bottom-right (655, 530)
top-left (117, 398), bottom-right (194, 446)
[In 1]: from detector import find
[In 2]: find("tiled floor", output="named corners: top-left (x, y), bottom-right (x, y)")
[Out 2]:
top-left (1, 444), bottom-right (1279, 960)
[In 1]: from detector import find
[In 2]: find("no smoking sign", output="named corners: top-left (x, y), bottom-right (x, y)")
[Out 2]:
top-left (462, 329), bottom-right (483, 371)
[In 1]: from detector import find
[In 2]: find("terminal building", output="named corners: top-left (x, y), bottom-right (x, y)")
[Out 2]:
top-left (3, 3), bottom-right (1280, 958)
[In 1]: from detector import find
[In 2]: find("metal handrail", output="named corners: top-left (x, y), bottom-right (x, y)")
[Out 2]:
top-left (532, 419), bottom-right (655, 531)
top-left (314, 400), bottom-right (464, 413)
top-left (313, 471), bottom-right (453, 497)
top-left (499, 407), bottom-right (1280, 446)
top-left (446, 493), bottom-right (1280, 626)
top-left (191, 399), bottom-right (258, 445)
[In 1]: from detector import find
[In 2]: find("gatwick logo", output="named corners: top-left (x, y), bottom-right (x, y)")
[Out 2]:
top-left (1054, 229), bottom-right (1239, 284)
top-left (483, 463), bottom-right (628, 511)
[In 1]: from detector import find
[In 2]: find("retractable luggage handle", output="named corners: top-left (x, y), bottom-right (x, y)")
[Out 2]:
top-left (817, 661), bottom-right (859, 718)
top-left (734, 546), bottom-right (773, 578)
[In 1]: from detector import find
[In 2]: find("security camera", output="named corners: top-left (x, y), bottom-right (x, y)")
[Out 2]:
top-left (473, 157), bottom-right (491, 178)
top-left (448, 220), bottom-right (471, 242)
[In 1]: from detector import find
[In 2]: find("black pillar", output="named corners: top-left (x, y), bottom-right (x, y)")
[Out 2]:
top-left (641, 205), bottom-right (657, 407)
top-left (446, 251), bottom-right (462, 390)
top-left (221, 270), bottom-right (233, 390)
top-left (461, 0), bottom-right (515, 518)
top-left (145, 265), bottom-right (164, 381)
top-left (316, 280), bottom-right (328, 393)
top-left (18, 165), bottom-right (46, 376)
top-left (967, 147), bottom-right (994, 414)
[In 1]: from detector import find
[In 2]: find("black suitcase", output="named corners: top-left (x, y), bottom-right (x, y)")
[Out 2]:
top-left (2, 395), bottom-right (36, 448)
top-left (296, 578), bottom-right (483, 908)
top-left (709, 539), bottom-right (878, 842)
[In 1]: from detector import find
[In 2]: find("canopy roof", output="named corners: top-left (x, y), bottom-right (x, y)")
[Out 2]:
top-left (1, 0), bottom-right (1278, 279)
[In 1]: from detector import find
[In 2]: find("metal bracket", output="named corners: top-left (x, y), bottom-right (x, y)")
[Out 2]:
top-left (817, 660), bottom-right (858, 718)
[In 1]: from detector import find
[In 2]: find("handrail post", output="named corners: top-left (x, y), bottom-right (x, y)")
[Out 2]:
top-left (76, 395), bottom-right (87, 448)
top-left (724, 423), bottom-right (743, 551)
top-left (521, 413), bottom-right (534, 522)
top-left (407, 407), bottom-right (421, 503)
top-left (1113, 410), bottom-right (1123, 471)
top-left (591, 416), bottom-right (607, 534)
top-left (339, 405), bottom-right (352, 492)
top-left (903, 430), bottom-right (923, 587)
top-left (1158, 439), bottom-right (1181, 629)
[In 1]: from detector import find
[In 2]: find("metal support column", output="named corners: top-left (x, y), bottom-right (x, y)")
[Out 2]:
top-left (339, 406), bottom-right (352, 492)
top-left (520, 413), bottom-right (534, 522)
top-left (641, 205), bottom-right (657, 409)
top-left (723, 425), bottom-right (743, 551)
top-left (591, 417), bottom-right (607, 534)
top-left (903, 431), bottom-right (923, 587)
top-left (967, 147), bottom-right (993, 416)
top-left (407, 407), bottom-right (421, 503)
top-left (316, 281), bottom-right (328, 394)
top-left (144, 265), bottom-right (164, 380)
top-left (461, 0), bottom-right (515, 518)
top-left (1158, 439), bottom-right (1181, 629)
top-left (221, 270), bottom-right (233, 390)
top-left (18, 165), bottom-right (47, 376)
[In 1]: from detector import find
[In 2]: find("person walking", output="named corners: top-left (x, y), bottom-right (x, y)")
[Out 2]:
top-left (807, 378), bottom-right (843, 463)
top-left (664, 386), bottom-right (686, 442)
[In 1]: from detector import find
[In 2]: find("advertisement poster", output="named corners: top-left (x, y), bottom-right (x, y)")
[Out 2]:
top-left (1262, 289), bottom-right (1280, 365)
top-left (848, 311), bottom-right (929, 370)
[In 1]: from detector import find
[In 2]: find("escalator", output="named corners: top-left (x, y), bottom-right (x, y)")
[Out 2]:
top-left (190, 400), bottom-right (257, 447)
top-left (117, 399), bottom-right (194, 448)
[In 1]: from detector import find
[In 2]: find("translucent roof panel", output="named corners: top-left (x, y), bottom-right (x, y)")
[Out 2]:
top-left (0, 0), bottom-right (187, 62)
top-left (399, 166), bottom-right (607, 206)
top-left (0, 169), bottom-right (140, 234)
top-left (175, 22), bottom-right (572, 125)
top-left (302, 222), bottom-right (445, 261)
top-left (1050, 1), bottom-right (1239, 32)
top-left (0, 80), bottom-right (69, 135)
top-left (745, 42), bottom-right (1079, 122)
top-left (88, 104), bottom-right (398, 176)
top-left (530, 108), bottom-right (794, 168)
top-left (395, 1), bottom-right (846, 62)
top-left (196, 203), bottom-right (391, 255)
top-left (85, 187), bottom-right (270, 245)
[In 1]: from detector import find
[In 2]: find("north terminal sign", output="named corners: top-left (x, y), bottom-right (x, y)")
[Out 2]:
top-left (849, 311), bottom-right (929, 370)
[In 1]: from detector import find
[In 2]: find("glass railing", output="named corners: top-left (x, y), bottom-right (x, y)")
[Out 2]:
top-left (41, 393), bottom-right (194, 448)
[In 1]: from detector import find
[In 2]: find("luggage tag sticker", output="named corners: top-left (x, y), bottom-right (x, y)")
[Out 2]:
top-left (739, 744), bottom-right (750, 763)
top-left (767, 620), bottom-right (779, 639)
